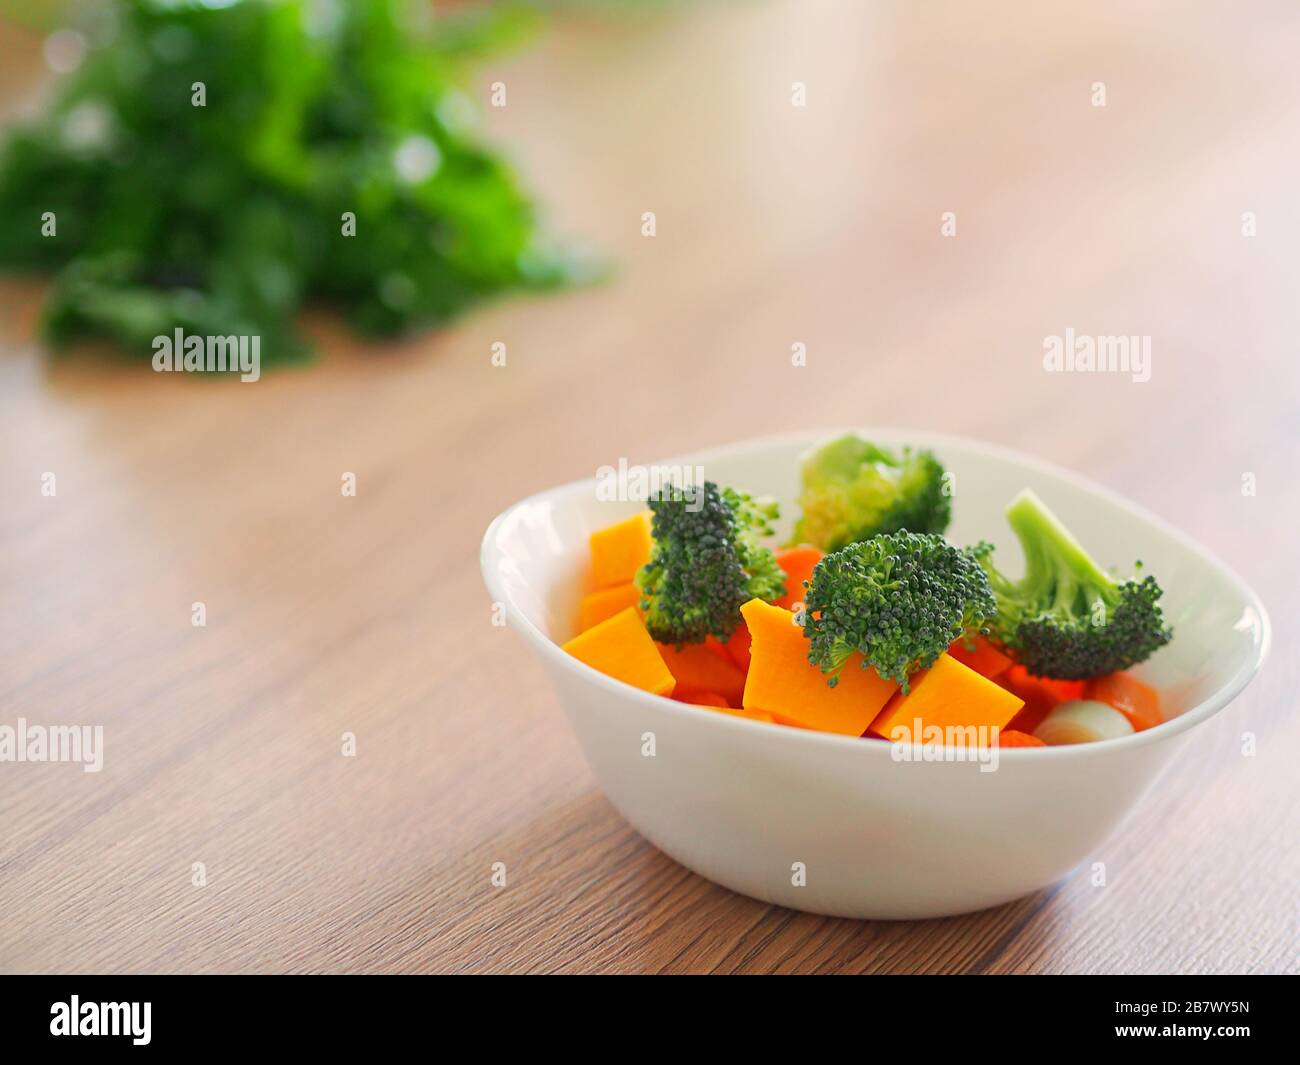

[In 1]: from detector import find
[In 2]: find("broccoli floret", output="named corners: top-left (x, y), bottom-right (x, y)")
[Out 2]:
top-left (802, 531), bottom-right (996, 689)
top-left (974, 489), bottom-right (1172, 679)
top-left (791, 435), bottom-right (951, 550)
top-left (637, 482), bottom-right (786, 645)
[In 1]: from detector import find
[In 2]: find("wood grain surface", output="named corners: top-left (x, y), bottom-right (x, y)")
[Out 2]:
top-left (1, 1), bottom-right (1297, 974)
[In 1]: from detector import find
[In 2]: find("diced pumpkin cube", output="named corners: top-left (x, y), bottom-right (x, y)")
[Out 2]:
top-left (946, 634), bottom-right (1012, 680)
top-left (562, 607), bottom-right (675, 696)
top-left (578, 583), bottom-right (642, 632)
top-left (656, 642), bottom-right (746, 706)
top-left (740, 599), bottom-right (897, 736)
top-left (868, 653), bottom-right (1024, 740)
top-left (588, 513), bottom-right (652, 589)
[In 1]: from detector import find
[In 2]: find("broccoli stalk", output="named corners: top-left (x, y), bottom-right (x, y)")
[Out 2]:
top-left (802, 532), bottom-right (996, 689)
top-left (975, 489), bottom-right (1172, 679)
top-left (791, 435), bottom-right (951, 551)
top-left (637, 482), bottom-right (786, 646)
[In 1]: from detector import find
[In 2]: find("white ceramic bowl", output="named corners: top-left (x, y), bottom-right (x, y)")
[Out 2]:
top-left (480, 430), bottom-right (1269, 919)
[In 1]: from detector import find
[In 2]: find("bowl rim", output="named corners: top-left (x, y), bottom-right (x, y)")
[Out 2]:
top-left (480, 428), bottom-right (1271, 761)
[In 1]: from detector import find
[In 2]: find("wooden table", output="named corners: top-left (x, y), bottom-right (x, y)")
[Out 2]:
top-left (1, 1), bottom-right (1296, 974)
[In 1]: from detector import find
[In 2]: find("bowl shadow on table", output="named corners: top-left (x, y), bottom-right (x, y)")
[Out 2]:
top-left (451, 789), bottom-right (1063, 975)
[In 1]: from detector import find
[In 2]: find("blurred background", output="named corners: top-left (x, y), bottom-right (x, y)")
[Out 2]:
top-left (0, 0), bottom-right (1296, 973)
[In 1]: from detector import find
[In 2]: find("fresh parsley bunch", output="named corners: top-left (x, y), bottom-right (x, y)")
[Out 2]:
top-left (0, 0), bottom-right (582, 364)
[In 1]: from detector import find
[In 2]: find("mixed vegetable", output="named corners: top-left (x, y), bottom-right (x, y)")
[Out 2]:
top-left (563, 435), bottom-right (1173, 748)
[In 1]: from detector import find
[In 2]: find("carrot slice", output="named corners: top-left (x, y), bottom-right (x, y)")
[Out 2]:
top-left (656, 642), bottom-right (746, 706)
top-left (773, 545), bottom-right (823, 611)
top-left (998, 729), bottom-right (1047, 748)
top-left (562, 607), bottom-right (675, 696)
top-left (868, 654), bottom-right (1024, 740)
top-left (578, 583), bottom-right (641, 632)
top-left (997, 665), bottom-right (1085, 735)
top-left (1085, 672), bottom-right (1161, 732)
top-left (722, 621), bottom-right (752, 672)
top-left (740, 599), bottom-right (897, 736)
top-left (947, 634), bottom-right (1012, 680)
top-left (703, 635), bottom-right (736, 666)
top-left (588, 512), bottom-right (652, 589)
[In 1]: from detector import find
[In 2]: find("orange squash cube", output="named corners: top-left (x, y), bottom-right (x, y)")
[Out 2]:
top-left (740, 599), bottom-right (897, 736)
top-left (868, 653), bottom-right (1024, 741)
top-left (588, 513), bottom-right (652, 589)
top-left (562, 607), bottom-right (675, 696)
top-left (578, 583), bottom-right (642, 632)
top-left (946, 634), bottom-right (1012, 680)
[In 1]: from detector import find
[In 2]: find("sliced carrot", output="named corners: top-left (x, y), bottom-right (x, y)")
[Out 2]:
top-left (1001, 665), bottom-right (1085, 703)
top-left (704, 635), bottom-right (736, 666)
top-left (740, 599), bottom-right (897, 736)
top-left (1085, 672), bottom-right (1161, 732)
top-left (588, 512), bottom-right (652, 589)
top-left (674, 690), bottom-right (730, 708)
top-left (774, 545), bottom-right (823, 611)
top-left (562, 607), bottom-right (675, 696)
top-left (998, 729), bottom-right (1047, 748)
top-left (868, 654), bottom-right (1024, 741)
top-left (578, 582), bottom-right (641, 632)
top-left (997, 665), bottom-right (1085, 736)
top-left (947, 634), bottom-right (1012, 680)
top-left (722, 621), bottom-right (752, 673)
top-left (656, 642), bottom-right (746, 706)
